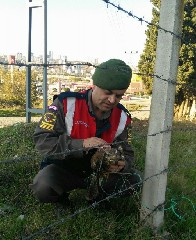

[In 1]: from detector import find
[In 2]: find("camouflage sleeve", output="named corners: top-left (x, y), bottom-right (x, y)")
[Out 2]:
top-left (33, 97), bottom-right (84, 159)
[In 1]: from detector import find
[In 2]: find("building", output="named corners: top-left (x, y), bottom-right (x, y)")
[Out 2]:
top-left (127, 81), bottom-right (145, 95)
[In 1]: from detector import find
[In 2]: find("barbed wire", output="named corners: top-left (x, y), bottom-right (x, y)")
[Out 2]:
top-left (0, 1), bottom-right (195, 239)
top-left (1, 122), bottom-right (196, 165)
top-left (2, 145), bottom-right (195, 235)
top-left (132, 129), bottom-right (196, 140)
top-left (1, 61), bottom-right (195, 92)
top-left (0, 147), bottom-right (196, 240)
top-left (0, 122), bottom-right (195, 238)
top-left (148, 127), bottom-right (172, 137)
top-left (0, 62), bottom-right (196, 94)
top-left (140, 187), bottom-right (196, 226)
top-left (21, 164), bottom-right (195, 240)
top-left (0, 140), bottom-right (127, 164)
top-left (101, 0), bottom-right (182, 40)
top-left (135, 72), bottom-right (196, 91)
top-left (0, 61), bottom-right (93, 68)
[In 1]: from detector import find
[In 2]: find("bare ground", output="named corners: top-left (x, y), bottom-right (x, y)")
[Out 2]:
top-left (0, 108), bottom-right (150, 128)
top-left (0, 117), bottom-right (41, 128)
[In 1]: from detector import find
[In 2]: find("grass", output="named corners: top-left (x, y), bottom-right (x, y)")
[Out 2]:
top-left (0, 108), bottom-right (42, 117)
top-left (0, 120), bottom-right (195, 240)
top-left (0, 108), bottom-right (26, 117)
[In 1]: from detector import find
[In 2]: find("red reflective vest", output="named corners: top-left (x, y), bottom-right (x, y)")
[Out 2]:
top-left (60, 91), bottom-right (131, 143)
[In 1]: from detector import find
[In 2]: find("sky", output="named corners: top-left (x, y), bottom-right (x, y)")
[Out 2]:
top-left (0, 0), bottom-right (153, 66)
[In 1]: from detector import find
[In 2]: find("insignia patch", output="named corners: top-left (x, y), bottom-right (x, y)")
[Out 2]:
top-left (40, 121), bottom-right (54, 130)
top-left (48, 105), bottom-right (58, 111)
top-left (43, 113), bottom-right (56, 123)
top-left (40, 113), bottom-right (57, 130)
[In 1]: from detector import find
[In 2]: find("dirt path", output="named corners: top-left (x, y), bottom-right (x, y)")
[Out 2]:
top-left (0, 109), bottom-right (150, 128)
top-left (0, 117), bottom-right (41, 128)
top-left (131, 105), bottom-right (150, 120)
top-left (123, 98), bottom-right (151, 120)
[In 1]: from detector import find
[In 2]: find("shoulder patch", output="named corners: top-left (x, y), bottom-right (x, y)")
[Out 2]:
top-left (39, 112), bottom-right (57, 131)
top-left (48, 105), bottom-right (58, 111)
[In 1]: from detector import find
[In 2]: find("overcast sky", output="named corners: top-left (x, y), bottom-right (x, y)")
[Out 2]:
top-left (0, 0), bottom-right (153, 66)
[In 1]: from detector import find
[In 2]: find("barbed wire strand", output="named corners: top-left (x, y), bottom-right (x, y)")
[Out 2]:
top-left (1, 130), bottom-right (195, 238)
top-left (0, 123), bottom-right (195, 238)
top-left (21, 166), bottom-right (195, 240)
top-left (1, 61), bottom-right (195, 92)
top-left (101, 0), bottom-right (182, 40)
top-left (1, 121), bottom-right (196, 164)
top-left (0, 140), bottom-right (126, 164)
top-left (135, 72), bottom-right (196, 91)
top-left (0, 1), bottom-right (195, 238)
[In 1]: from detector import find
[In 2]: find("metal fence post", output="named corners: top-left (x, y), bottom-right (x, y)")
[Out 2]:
top-left (26, 0), bottom-right (47, 123)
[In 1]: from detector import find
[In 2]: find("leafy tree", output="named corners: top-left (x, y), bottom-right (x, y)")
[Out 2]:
top-left (138, 1), bottom-right (159, 94)
top-left (175, 0), bottom-right (196, 118)
top-left (0, 66), bottom-right (38, 108)
top-left (63, 87), bottom-right (70, 92)
top-left (0, 67), bottom-right (9, 97)
top-left (138, 0), bottom-right (196, 118)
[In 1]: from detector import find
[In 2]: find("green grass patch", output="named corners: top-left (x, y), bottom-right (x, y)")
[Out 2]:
top-left (0, 120), bottom-right (195, 239)
top-left (0, 108), bottom-right (26, 117)
top-left (0, 108), bottom-right (42, 117)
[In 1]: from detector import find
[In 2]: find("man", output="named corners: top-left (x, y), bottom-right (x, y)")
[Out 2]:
top-left (30, 59), bottom-right (141, 204)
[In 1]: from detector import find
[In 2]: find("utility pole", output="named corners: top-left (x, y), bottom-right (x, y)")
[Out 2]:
top-left (140, 0), bottom-right (184, 230)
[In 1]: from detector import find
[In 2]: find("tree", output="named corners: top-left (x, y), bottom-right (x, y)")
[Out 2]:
top-left (138, 0), bottom-right (196, 119)
top-left (0, 66), bottom-right (38, 108)
top-left (175, 1), bottom-right (196, 118)
top-left (63, 87), bottom-right (70, 92)
top-left (138, 1), bottom-right (160, 94)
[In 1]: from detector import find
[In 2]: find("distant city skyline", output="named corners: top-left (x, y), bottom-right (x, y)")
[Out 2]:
top-left (0, 0), bottom-right (153, 67)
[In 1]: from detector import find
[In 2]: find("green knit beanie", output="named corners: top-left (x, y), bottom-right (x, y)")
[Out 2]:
top-left (92, 59), bottom-right (132, 90)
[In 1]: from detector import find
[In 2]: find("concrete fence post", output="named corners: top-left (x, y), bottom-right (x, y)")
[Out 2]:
top-left (140, 0), bottom-right (184, 230)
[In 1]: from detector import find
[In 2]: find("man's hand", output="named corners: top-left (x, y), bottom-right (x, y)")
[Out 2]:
top-left (108, 160), bottom-right (125, 172)
top-left (83, 137), bottom-right (110, 149)
top-left (90, 146), bottom-right (125, 172)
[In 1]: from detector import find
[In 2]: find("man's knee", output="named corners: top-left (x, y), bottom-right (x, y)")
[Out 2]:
top-left (30, 181), bottom-right (59, 203)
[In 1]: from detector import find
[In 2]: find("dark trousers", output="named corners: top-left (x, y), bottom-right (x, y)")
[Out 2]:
top-left (30, 164), bottom-right (142, 203)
